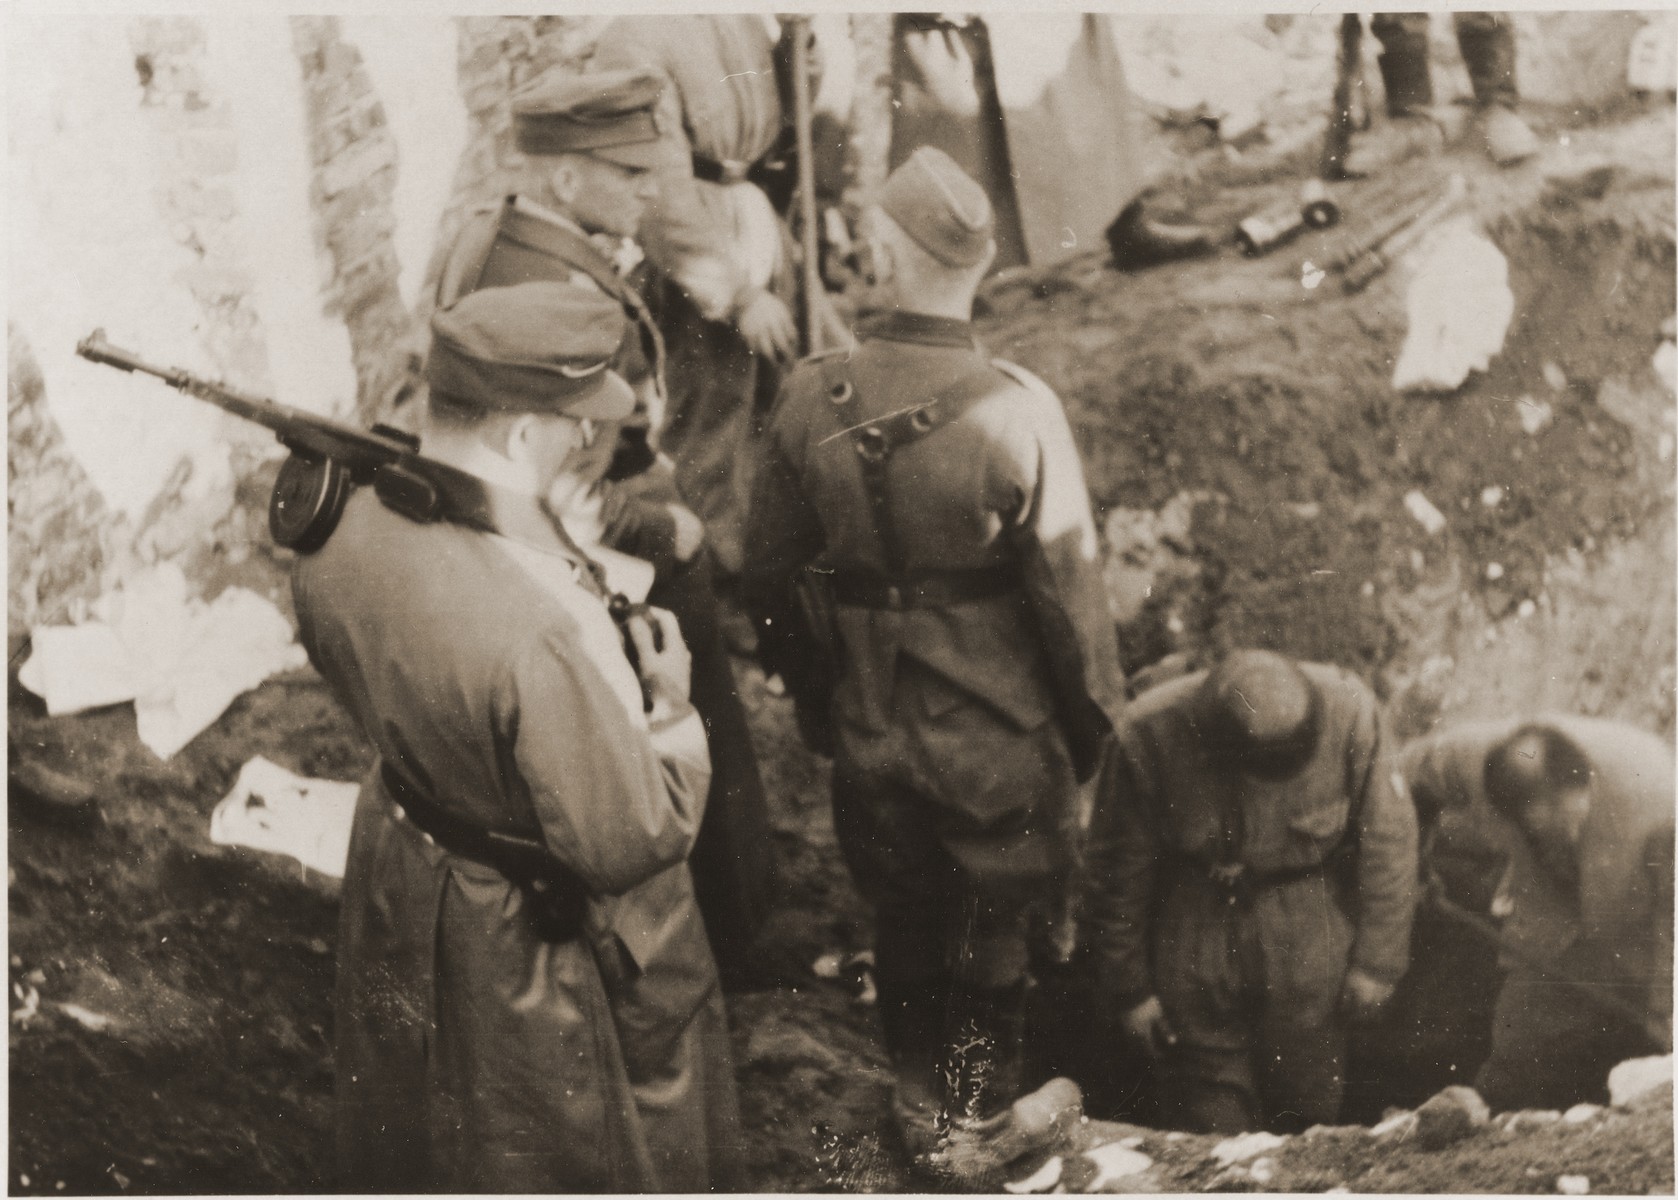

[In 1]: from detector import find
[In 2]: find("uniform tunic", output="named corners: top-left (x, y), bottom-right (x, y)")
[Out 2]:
top-left (1399, 715), bottom-right (1674, 1110)
top-left (1085, 665), bottom-right (1418, 1133)
top-left (590, 15), bottom-right (797, 575)
top-left (293, 489), bottom-right (743, 1192)
top-left (434, 195), bottom-right (778, 974)
top-left (743, 308), bottom-right (1122, 1094)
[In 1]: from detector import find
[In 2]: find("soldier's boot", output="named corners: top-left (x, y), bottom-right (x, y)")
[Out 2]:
top-left (1477, 106), bottom-right (1539, 167)
top-left (933, 983), bottom-right (1082, 1188)
top-left (878, 978), bottom-right (954, 1169)
top-left (1346, 19), bottom-right (1447, 179)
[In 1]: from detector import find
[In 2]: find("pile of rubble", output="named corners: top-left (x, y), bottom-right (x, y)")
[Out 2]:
top-left (1000, 1058), bottom-right (1673, 1195)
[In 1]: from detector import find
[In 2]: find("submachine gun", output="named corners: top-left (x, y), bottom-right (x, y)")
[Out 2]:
top-left (74, 330), bottom-right (658, 708)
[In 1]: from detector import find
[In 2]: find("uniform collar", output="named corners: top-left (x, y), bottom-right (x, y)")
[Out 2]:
top-left (857, 307), bottom-right (980, 350)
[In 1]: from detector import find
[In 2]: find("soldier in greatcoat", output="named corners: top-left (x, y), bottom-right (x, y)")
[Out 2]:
top-left (294, 282), bottom-right (742, 1192)
top-left (742, 146), bottom-right (1124, 1176)
top-left (434, 70), bottom-right (777, 976)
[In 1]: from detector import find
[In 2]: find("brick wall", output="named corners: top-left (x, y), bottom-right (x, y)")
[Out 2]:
top-left (420, 16), bottom-right (603, 321)
top-left (7, 326), bottom-right (116, 641)
top-left (291, 16), bottom-right (410, 423)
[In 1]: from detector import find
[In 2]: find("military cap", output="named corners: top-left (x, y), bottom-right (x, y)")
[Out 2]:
top-left (511, 69), bottom-right (665, 169)
top-left (879, 145), bottom-right (995, 269)
top-left (1199, 649), bottom-right (1322, 778)
top-left (427, 281), bottom-right (635, 420)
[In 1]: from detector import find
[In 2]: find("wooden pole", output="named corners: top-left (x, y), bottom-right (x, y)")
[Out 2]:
top-left (790, 15), bottom-right (822, 356)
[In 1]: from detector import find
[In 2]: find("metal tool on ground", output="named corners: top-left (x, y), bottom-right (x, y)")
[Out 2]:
top-left (1310, 176), bottom-right (1457, 282)
top-left (1340, 173), bottom-right (1467, 293)
top-left (1235, 180), bottom-right (1344, 257)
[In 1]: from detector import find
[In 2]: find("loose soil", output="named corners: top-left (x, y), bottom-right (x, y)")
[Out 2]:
top-left (9, 104), bottom-right (1674, 1193)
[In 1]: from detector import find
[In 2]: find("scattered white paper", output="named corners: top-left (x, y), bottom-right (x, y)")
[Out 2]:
top-left (1557, 1175), bottom-right (1591, 1196)
top-left (208, 755), bottom-right (359, 878)
top-left (1392, 220), bottom-right (1515, 393)
top-left (18, 624), bottom-right (135, 716)
top-left (18, 563), bottom-right (308, 760)
top-left (1654, 341), bottom-right (1675, 394)
top-left (1404, 490), bottom-right (1448, 536)
top-left (1210, 1130), bottom-right (1284, 1166)
top-left (1082, 1143), bottom-right (1152, 1191)
top-left (1004, 1156), bottom-right (1063, 1194)
top-left (1517, 395), bottom-right (1555, 436)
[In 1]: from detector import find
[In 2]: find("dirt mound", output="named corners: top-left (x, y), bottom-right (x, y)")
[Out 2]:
top-left (980, 107), bottom-right (1675, 740)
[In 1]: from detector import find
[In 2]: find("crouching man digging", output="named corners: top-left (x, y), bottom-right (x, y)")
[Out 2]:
top-left (1085, 650), bottom-right (1419, 1133)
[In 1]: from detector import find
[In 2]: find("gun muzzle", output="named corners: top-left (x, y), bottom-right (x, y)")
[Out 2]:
top-left (75, 329), bottom-right (133, 371)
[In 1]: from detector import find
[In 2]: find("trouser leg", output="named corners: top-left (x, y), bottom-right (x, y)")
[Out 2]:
top-left (1370, 13), bottom-right (1435, 115)
top-left (1255, 1009), bottom-right (1348, 1132)
top-left (1158, 1047), bottom-right (1262, 1135)
top-left (651, 555), bottom-right (775, 976)
top-left (1476, 967), bottom-right (1659, 1112)
top-left (1455, 13), bottom-right (1520, 109)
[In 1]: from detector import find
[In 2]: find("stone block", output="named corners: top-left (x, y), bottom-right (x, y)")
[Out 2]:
top-left (1414, 1086), bottom-right (1490, 1151)
top-left (1608, 1055), bottom-right (1672, 1108)
top-left (319, 137), bottom-right (397, 198)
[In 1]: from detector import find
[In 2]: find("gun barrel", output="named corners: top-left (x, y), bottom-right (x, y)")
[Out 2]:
top-left (76, 329), bottom-right (413, 471)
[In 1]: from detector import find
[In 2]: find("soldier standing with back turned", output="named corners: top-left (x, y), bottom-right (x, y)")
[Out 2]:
top-left (742, 146), bottom-right (1124, 1181)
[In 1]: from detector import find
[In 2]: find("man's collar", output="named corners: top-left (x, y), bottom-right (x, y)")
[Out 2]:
top-left (511, 193), bottom-right (642, 277)
top-left (856, 307), bottom-right (980, 349)
top-left (511, 193), bottom-right (589, 240)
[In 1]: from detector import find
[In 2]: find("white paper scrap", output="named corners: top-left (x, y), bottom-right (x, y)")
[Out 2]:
top-left (19, 563), bottom-right (309, 759)
top-left (209, 756), bottom-right (360, 878)
top-left (1392, 220), bottom-right (1515, 393)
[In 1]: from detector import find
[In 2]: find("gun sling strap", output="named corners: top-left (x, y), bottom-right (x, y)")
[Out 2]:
top-left (817, 355), bottom-right (1025, 608)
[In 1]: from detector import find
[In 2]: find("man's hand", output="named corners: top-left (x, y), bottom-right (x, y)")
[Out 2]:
top-left (1119, 995), bottom-right (1177, 1058)
top-left (736, 288), bottom-right (798, 362)
top-left (666, 503), bottom-right (705, 563)
top-left (627, 606), bottom-right (692, 708)
top-left (1340, 968), bottom-right (1395, 1024)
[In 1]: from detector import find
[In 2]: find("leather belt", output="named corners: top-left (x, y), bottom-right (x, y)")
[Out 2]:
top-left (829, 565), bottom-right (1020, 611)
top-left (379, 761), bottom-right (589, 941)
top-left (1177, 854), bottom-right (1336, 910)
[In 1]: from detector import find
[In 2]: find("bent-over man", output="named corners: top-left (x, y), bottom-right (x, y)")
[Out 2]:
top-left (1399, 715), bottom-right (1674, 1111)
top-left (1085, 649), bottom-right (1418, 1133)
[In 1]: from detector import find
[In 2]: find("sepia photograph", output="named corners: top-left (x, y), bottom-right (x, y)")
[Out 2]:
top-left (6, 3), bottom-right (1675, 1193)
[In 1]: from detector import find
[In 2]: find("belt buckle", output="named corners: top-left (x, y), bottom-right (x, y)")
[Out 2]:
top-left (1208, 862), bottom-right (1249, 907)
top-left (884, 584), bottom-right (904, 609)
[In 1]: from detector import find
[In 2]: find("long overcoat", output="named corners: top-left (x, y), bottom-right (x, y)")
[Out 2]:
top-left (293, 489), bottom-right (742, 1193)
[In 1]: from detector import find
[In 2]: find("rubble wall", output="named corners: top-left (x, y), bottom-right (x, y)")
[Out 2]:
top-left (4, 14), bottom-right (589, 639)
